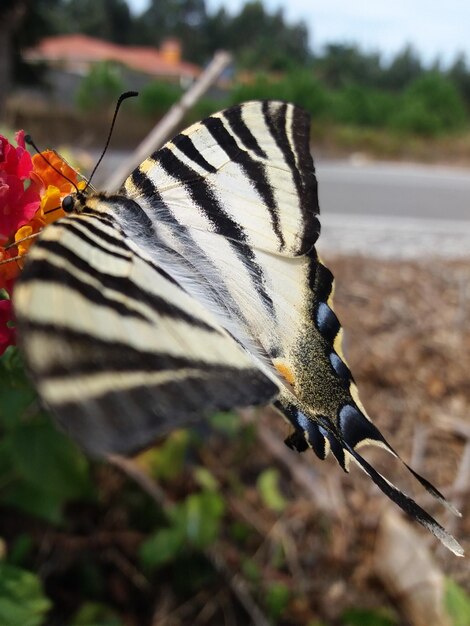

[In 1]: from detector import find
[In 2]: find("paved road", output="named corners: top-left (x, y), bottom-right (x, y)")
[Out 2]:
top-left (315, 160), bottom-right (470, 259)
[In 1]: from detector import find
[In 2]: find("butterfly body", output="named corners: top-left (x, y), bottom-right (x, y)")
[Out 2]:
top-left (13, 100), bottom-right (463, 555)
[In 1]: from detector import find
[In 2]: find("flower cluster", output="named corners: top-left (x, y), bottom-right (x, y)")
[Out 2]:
top-left (0, 132), bottom-right (82, 355)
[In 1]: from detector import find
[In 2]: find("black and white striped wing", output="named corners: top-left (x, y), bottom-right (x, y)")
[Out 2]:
top-left (124, 100), bottom-right (320, 257)
top-left (120, 101), bottom-right (463, 555)
top-left (121, 100), bottom-right (321, 384)
top-left (13, 206), bottom-right (279, 456)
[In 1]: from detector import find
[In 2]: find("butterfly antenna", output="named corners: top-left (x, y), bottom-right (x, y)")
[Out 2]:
top-left (85, 91), bottom-right (139, 191)
top-left (44, 205), bottom-right (63, 216)
top-left (25, 135), bottom-right (81, 194)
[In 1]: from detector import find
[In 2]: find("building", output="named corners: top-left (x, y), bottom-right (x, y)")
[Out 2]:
top-left (24, 34), bottom-right (201, 86)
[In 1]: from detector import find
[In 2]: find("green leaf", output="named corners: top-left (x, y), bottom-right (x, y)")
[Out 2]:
top-left (445, 578), bottom-right (470, 626)
top-left (194, 467), bottom-right (219, 492)
top-left (8, 534), bottom-right (34, 566)
top-left (241, 558), bottom-right (261, 583)
top-left (139, 527), bottom-right (185, 569)
top-left (0, 481), bottom-right (64, 524)
top-left (209, 411), bottom-right (242, 436)
top-left (230, 520), bottom-right (252, 544)
top-left (145, 430), bottom-right (190, 481)
top-left (0, 563), bottom-right (51, 626)
top-left (9, 419), bottom-right (93, 500)
top-left (265, 582), bottom-right (290, 619)
top-left (257, 468), bottom-right (287, 512)
top-left (171, 491), bottom-right (225, 549)
top-left (0, 349), bottom-right (36, 428)
top-left (341, 607), bottom-right (398, 626)
top-left (0, 419), bottom-right (94, 523)
top-left (71, 601), bottom-right (124, 625)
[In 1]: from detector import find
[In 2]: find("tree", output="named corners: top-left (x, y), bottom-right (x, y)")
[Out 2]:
top-left (391, 73), bottom-right (467, 135)
top-left (381, 44), bottom-right (423, 91)
top-left (222, 1), bottom-right (311, 70)
top-left (137, 0), bottom-right (209, 62)
top-left (12, 0), bottom-right (64, 86)
top-left (314, 43), bottom-right (382, 89)
top-left (58, 0), bottom-right (133, 45)
top-left (0, 0), bottom-right (27, 119)
top-left (448, 53), bottom-right (470, 108)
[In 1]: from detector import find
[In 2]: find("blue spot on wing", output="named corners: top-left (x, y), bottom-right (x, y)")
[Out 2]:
top-left (316, 302), bottom-right (340, 343)
top-left (329, 352), bottom-right (352, 384)
top-left (338, 404), bottom-right (387, 449)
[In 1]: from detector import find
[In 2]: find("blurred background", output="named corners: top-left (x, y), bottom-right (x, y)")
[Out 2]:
top-left (0, 1), bottom-right (470, 625)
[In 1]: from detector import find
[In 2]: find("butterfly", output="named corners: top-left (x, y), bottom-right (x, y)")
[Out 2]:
top-left (13, 100), bottom-right (463, 555)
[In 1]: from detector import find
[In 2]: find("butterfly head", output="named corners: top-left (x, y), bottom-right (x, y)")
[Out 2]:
top-left (61, 191), bottom-right (89, 214)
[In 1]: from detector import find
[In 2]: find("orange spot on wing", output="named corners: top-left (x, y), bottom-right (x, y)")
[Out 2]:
top-left (273, 360), bottom-right (296, 385)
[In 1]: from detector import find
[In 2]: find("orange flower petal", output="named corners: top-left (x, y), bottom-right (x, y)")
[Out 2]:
top-left (0, 246), bottom-right (21, 286)
top-left (32, 150), bottom-right (80, 195)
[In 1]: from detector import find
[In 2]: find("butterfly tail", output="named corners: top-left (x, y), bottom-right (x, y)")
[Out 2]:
top-left (345, 442), bottom-right (464, 556)
top-left (276, 398), bottom-right (463, 555)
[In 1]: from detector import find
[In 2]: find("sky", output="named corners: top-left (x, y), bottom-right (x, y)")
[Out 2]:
top-left (128, 0), bottom-right (469, 66)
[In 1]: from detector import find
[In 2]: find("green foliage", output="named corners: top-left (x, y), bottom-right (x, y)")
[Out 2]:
top-left (145, 429), bottom-right (191, 481)
top-left (314, 43), bottom-right (383, 90)
top-left (230, 68), bottom-right (469, 136)
top-left (220, 1), bottom-right (310, 71)
top-left (229, 69), bottom-right (470, 137)
top-left (76, 62), bottom-right (125, 111)
top-left (341, 607), bottom-right (398, 626)
top-left (241, 558), bottom-right (261, 583)
top-left (331, 84), bottom-right (396, 128)
top-left (230, 72), bottom-right (329, 119)
top-left (139, 490), bottom-right (225, 569)
top-left (139, 80), bottom-right (183, 117)
top-left (257, 468), bottom-right (287, 512)
top-left (0, 347), bottom-right (36, 429)
top-left (54, 0), bottom-right (133, 45)
top-left (193, 466), bottom-right (219, 491)
top-left (0, 562), bottom-right (51, 626)
top-left (70, 601), bottom-right (124, 625)
top-left (445, 577), bottom-right (470, 626)
top-left (265, 581), bottom-right (290, 619)
top-left (139, 526), bottom-right (185, 569)
top-left (448, 54), bottom-right (470, 108)
top-left (0, 347), bottom-right (94, 523)
top-left (379, 45), bottom-right (423, 91)
top-left (390, 73), bottom-right (467, 136)
top-left (209, 410), bottom-right (243, 437)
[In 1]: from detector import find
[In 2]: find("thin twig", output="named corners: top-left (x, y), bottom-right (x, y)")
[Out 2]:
top-left (0, 254), bottom-right (22, 265)
top-left (5, 231), bottom-right (40, 249)
top-left (104, 51), bottom-right (232, 192)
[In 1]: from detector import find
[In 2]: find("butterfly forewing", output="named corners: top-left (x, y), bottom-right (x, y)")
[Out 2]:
top-left (14, 200), bottom-right (279, 456)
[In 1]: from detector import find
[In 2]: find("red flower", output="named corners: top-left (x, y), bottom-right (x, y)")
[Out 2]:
top-left (0, 131), bottom-right (34, 180)
top-left (0, 130), bottom-right (83, 343)
top-left (0, 171), bottom-right (40, 240)
top-left (0, 299), bottom-right (15, 356)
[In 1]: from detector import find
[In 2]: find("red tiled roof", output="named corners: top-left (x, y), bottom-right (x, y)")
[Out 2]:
top-left (24, 34), bottom-right (201, 79)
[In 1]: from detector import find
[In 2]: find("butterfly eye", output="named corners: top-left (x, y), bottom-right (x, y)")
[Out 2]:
top-left (62, 195), bottom-right (75, 213)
